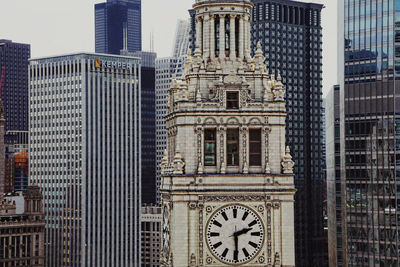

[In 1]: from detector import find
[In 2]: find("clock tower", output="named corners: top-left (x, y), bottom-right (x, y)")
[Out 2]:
top-left (160, 0), bottom-right (296, 266)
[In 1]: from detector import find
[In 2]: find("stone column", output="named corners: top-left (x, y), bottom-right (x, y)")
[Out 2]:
top-left (203, 15), bottom-right (210, 60)
top-left (196, 17), bottom-right (203, 54)
top-left (239, 15), bottom-right (244, 60)
top-left (219, 15), bottom-right (225, 59)
top-left (229, 15), bottom-right (236, 60)
top-left (244, 15), bottom-right (251, 60)
top-left (210, 15), bottom-right (216, 60)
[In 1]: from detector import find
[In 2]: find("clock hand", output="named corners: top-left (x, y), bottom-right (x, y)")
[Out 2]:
top-left (233, 235), bottom-right (239, 262)
top-left (234, 227), bottom-right (253, 237)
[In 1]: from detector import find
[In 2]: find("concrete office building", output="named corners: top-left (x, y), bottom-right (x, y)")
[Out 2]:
top-left (141, 206), bottom-right (161, 267)
top-left (29, 53), bottom-right (141, 267)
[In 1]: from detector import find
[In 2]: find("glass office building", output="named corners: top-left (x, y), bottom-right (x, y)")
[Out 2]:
top-left (95, 0), bottom-right (141, 55)
top-left (337, 0), bottom-right (400, 265)
top-left (250, 1), bottom-right (326, 265)
top-left (29, 53), bottom-right (141, 267)
top-left (0, 40), bottom-right (30, 142)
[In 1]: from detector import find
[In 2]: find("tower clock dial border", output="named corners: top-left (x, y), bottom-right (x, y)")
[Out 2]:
top-left (205, 204), bottom-right (265, 265)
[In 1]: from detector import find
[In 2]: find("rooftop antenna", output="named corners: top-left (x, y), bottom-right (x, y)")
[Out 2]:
top-left (150, 30), bottom-right (154, 52)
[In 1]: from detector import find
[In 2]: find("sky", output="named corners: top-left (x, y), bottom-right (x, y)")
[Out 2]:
top-left (0, 0), bottom-right (337, 95)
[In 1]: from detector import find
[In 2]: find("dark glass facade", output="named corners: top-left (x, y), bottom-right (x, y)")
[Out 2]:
top-left (141, 63), bottom-right (156, 205)
top-left (95, 0), bottom-right (141, 55)
top-left (327, 85), bottom-right (344, 267)
top-left (251, 1), bottom-right (326, 266)
top-left (0, 40), bottom-right (30, 142)
top-left (340, 0), bottom-right (400, 265)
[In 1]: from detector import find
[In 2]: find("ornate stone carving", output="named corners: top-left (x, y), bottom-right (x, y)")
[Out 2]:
top-left (219, 126), bottom-right (226, 174)
top-left (196, 127), bottom-right (204, 174)
top-left (241, 126), bottom-right (249, 173)
top-left (199, 208), bottom-right (204, 265)
top-left (281, 146), bottom-right (295, 174)
top-left (189, 202), bottom-right (197, 210)
top-left (274, 252), bottom-right (281, 266)
top-left (203, 195), bottom-right (266, 202)
top-left (272, 74), bottom-right (285, 101)
top-left (160, 150), bottom-right (169, 175)
top-left (190, 253), bottom-right (196, 266)
top-left (224, 73), bottom-right (242, 85)
top-left (267, 208), bottom-right (272, 263)
top-left (173, 148), bottom-right (185, 175)
top-left (264, 127), bottom-right (271, 173)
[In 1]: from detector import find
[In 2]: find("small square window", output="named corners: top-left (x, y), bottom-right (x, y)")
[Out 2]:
top-left (226, 92), bottom-right (239, 109)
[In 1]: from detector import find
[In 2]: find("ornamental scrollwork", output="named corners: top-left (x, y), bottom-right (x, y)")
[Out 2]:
top-left (203, 195), bottom-right (266, 202)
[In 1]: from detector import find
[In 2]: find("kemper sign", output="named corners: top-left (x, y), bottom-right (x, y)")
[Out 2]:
top-left (95, 58), bottom-right (133, 70)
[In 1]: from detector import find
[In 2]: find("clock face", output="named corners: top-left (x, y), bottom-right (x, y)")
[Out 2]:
top-left (206, 204), bottom-right (264, 265)
top-left (162, 205), bottom-right (170, 259)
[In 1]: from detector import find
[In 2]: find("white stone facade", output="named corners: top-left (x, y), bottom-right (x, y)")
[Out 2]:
top-left (161, 0), bottom-right (296, 266)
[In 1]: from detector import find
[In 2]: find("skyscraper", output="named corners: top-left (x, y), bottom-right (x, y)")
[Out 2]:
top-left (95, 0), bottom-right (141, 55)
top-left (155, 20), bottom-right (190, 204)
top-left (326, 85), bottom-right (343, 267)
top-left (249, 1), bottom-right (326, 265)
top-left (29, 53), bottom-right (141, 266)
top-left (334, 0), bottom-right (400, 265)
top-left (0, 40), bottom-right (30, 141)
top-left (129, 51), bottom-right (157, 205)
top-left (172, 20), bottom-right (191, 58)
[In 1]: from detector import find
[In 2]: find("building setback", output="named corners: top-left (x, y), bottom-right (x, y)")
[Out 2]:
top-left (0, 40), bottom-right (30, 142)
top-left (29, 53), bottom-right (141, 267)
top-left (334, 0), bottom-right (400, 265)
top-left (95, 0), bottom-right (142, 55)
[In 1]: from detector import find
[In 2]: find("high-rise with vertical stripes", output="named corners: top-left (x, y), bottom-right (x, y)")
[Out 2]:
top-left (29, 53), bottom-right (141, 267)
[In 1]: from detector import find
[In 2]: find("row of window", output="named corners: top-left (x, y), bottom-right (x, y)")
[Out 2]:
top-left (204, 128), bottom-right (262, 167)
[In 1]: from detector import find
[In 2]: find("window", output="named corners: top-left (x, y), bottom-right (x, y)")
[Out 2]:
top-left (204, 129), bottom-right (217, 166)
top-left (226, 92), bottom-right (239, 109)
top-left (249, 129), bottom-right (262, 166)
top-left (227, 129), bottom-right (239, 166)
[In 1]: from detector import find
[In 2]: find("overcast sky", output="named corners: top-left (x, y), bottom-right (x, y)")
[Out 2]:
top-left (0, 0), bottom-right (336, 95)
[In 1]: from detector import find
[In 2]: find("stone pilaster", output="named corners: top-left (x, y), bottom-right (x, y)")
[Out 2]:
top-left (229, 15), bottom-right (236, 60)
top-left (210, 15), bottom-right (216, 60)
top-left (219, 15), bottom-right (225, 59)
top-left (239, 15), bottom-right (244, 60)
top-left (203, 15), bottom-right (210, 61)
top-left (196, 17), bottom-right (203, 54)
